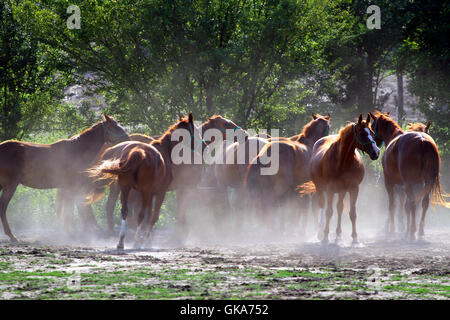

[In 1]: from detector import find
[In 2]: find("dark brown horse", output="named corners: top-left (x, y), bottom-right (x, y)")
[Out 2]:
top-left (298, 114), bottom-right (380, 244)
top-left (369, 112), bottom-right (448, 240)
top-left (88, 114), bottom-right (206, 249)
top-left (0, 115), bottom-right (129, 242)
top-left (244, 114), bottom-right (331, 234)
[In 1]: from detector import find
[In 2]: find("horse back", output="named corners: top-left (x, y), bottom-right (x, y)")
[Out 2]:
top-left (384, 132), bottom-right (439, 185)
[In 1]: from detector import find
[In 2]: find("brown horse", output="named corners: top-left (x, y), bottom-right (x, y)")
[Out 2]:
top-left (407, 121), bottom-right (431, 134)
top-left (99, 115), bottom-right (243, 240)
top-left (88, 114), bottom-right (206, 249)
top-left (0, 115), bottom-right (129, 242)
top-left (369, 112), bottom-right (448, 240)
top-left (244, 114), bottom-right (331, 234)
top-left (55, 133), bottom-right (156, 234)
top-left (378, 120), bottom-right (434, 233)
top-left (298, 114), bottom-right (380, 244)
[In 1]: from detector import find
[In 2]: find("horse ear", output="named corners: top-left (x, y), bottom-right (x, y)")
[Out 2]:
top-left (357, 114), bottom-right (363, 125)
top-left (369, 112), bottom-right (376, 121)
top-left (312, 113), bottom-right (318, 120)
top-left (366, 114), bottom-right (371, 124)
top-left (324, 113), bottom-right (331, 120)
top-left (425, 121), bottom-right (431, 133)
top-left (103, 114), bottom-right (112, 122)
top-left (385, 111), bottom-right (391, 116)
top-left (178, 114), bottom-right (183, 121)
top-left (188, 113), bottom-right (193, 124)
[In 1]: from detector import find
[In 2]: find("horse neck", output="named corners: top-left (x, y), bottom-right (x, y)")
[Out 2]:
top-left (334, 126), bottom-right (357, 171)
top-left (297, 125), bottom-right (323, 150)
top-left (296, 134), bottom-right (314, 150)
top-left (64, 124), bottom-right (105, 165)
top-left (152, 133), bottom-right (173, 161)
top-left (383, 122), bottom-right (404, 146)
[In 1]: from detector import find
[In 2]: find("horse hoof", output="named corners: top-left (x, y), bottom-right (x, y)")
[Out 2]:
top-left (10, 237), bottom-right (18, 244)
top-left (351, 239), bottom-right (360, 247)
top-left (321, 238), bottom-right (329, 246)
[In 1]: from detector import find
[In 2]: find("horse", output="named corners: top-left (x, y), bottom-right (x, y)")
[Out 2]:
top-left (377, 120), bottom-right (434, 233)
top-left (55, 133), bottom-right (156, 235)
top-left (244, 113), bottom-right (330, 235)
top-left (369, 111), bottom-right (448, 240)
top-left (97, 115), bottom-right (244, 240)
top-left (88, 113), bottom-right (206, 249)
top-left (298, 114), bottom-right (380, 244)
top-left (0, 114), bottom-right (129, 242)
top-left (407, 121), bottom-right (431, 134)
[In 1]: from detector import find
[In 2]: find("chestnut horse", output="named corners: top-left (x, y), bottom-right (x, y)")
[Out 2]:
top-left (0, 115), bottom-right (129, 242)
top-left (369, 112), bottom-right (448, 240)
top-left (298, 114), bottom-right (380, 244)
top-left (244, 114), bottom-right (330, 233)
top-left (55, 133), bottom-right (156, 234)
top-left (377, 120), bottom-right (434, 233)
top-left (407, 121), bottom-right (431, 134)
top-left (98, 115), bottom-right (244, 240)
top-left (88, 113), bottom-right (206, 249)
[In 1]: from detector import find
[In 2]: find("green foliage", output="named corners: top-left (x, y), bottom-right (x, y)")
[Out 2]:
top-left (0, 1), bottom-right (73, 140)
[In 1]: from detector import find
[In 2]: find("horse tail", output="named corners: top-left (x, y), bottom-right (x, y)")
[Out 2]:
top-left (86, 147), bottom-right (146, 204)
top-left (297, 181), bottom-right (316, 196)
top-left (422, 141), bottom-right (450, 208)
top-left (101, 147), bottom-right (145, 177)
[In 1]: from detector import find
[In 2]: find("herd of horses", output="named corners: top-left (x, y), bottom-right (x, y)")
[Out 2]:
top-left (0, 111), bottom-right (447, 250)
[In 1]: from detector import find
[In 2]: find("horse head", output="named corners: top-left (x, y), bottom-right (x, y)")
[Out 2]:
top-left (353, 114), bottom-right (380, 160)
top-left (101, 114), bottom-right (130, 145)
top-left (201, 115), bottom-right (248, 145)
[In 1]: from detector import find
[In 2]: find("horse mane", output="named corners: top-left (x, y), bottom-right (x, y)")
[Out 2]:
top-left (407, 122), bottom-right (427, 132)
top-left (208, 114), bottom-right (225, 121)
top-left (333, 122), bottom-right (359, 170)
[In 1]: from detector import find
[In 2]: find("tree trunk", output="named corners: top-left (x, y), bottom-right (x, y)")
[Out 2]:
top-left (396, 68), bottom-right (404, 126)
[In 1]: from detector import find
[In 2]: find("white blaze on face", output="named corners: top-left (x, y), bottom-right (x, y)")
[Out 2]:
top-left (364, 128), bottom-right (380, 157)
top-left (364, 128), bottom-right (376, 144)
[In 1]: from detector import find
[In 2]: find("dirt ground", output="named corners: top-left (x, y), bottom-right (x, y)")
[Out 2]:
top-left (0, 223), bottom-right (448, 300)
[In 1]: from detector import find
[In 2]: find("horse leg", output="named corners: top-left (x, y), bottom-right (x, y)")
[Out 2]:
top-left (145, 191), bottom-right (166, 247)
top-left (176, 188), bottom-right (189, 242)
top-left (418, 194), bottom-right (430, 239)
top-left (55, 189), bottom-right (64, 225)
top-left (385, 183), bottom-right (396, 236)
top-left (117, 186), bottom-right (131, 250)
top-left (106, 183), bottom-right (120, 236)
top-left (322, 192), bottom-right (334, 244)
top-left (64, 197), bottom-right (75, 237)
top-left (77, 203), bottom-right (101, 235)
top-left (316, 190), bottom-right (325, 241)
top-left (404, 188), bottom-right (417, 241)
top-left (134, 192), bottom-right (152, 249)
top-left (397, 188), bottom-right (406, 233)
top-left (0, 181), bottom-right (20, 242)
top-left (349, 187), bottom-right (359, 244)
top-left (335, 192), bottom-right (345, 244)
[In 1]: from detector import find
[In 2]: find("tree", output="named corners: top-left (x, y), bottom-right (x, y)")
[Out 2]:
top-left (0, 1), bottom-right (71, 141)
top-left (17, 0), bottom-right (352, 133)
